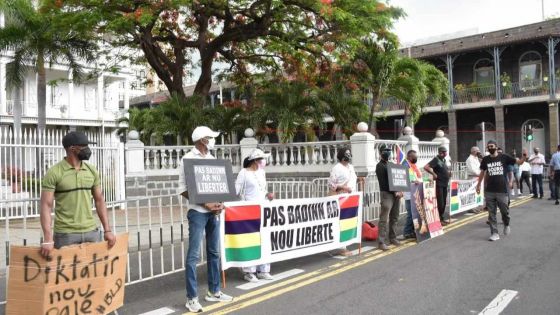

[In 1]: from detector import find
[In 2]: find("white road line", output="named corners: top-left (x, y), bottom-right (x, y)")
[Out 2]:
top-left (333, 246), bottom-right (376, 259)
top-left (138, 307), bottom-right (175, 315)
top-left (236, 268), bottom-right (305, 290)
top-left (479, 289), bottom-right (518, 315)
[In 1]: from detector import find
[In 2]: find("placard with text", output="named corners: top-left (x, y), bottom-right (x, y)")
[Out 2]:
top-left (183, 158), bottom-right (238, 204)
top-left (387, 163), bottom-right (411, 192)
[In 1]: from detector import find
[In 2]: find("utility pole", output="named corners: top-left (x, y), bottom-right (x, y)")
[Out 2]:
top-left (542, 0), bottom-right (545, 20)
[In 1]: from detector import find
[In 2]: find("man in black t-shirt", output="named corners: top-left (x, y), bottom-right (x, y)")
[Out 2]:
top-left (424, 146), bottom-right (451, 225)
top-left (476, 140), bottom-right (526, 241)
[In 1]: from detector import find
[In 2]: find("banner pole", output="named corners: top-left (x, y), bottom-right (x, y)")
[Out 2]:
top-left (358, 242), bottom-right (362, 255)
top-left (222, 270), bottom-right (226, 288)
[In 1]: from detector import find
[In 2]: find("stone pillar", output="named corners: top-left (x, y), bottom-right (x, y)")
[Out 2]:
top-left (350, 122), bottom-right (377, 176)
top-left (447, 110), bottom-right (458, 161)
top-left (493, 105), bottom-right (506, 150)
top-left (125, 130), bottom-right (147, 199)
top-left (549, 102), bottom-right (559, 152)
top-left (240, 128), bottom-right (258, 161)
top-left (124, 77), bottom-right (130, 110)
top-left (432, 129), bottom-right (452, 165)
top-left (398, 126), bottom-right (419, 154)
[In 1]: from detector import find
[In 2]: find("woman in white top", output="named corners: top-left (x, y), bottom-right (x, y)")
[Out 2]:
top-left (327, 148), bottom-right (357, 256)
top-left (235, 149), bottom-right (275, 282)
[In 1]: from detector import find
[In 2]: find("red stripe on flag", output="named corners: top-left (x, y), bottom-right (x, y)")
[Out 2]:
top-left (225, 205), bottom-right (261, 221)
top-left (339, 195), bottom-right (360, 209)
top-left (451, 182), bottom-right (458, 190)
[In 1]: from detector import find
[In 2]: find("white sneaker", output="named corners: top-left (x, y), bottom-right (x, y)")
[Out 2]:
top-left (488, 233), bottom-right (500, 241)
top-left (244, 273), bottom-right (259, 283)
top-left (205, 291), bottom-right (233, 302)
top-left (504, 226), bottom-right (511, 235)
top-left (185, 297), bottom-right (203, 313)
top-left (257, 272), bottom-right (274, 280)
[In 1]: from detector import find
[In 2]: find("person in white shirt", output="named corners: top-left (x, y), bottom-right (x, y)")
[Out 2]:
top-left (235, 149), bottom-right (275, 282)
top-left (465, 146), bottom-right (481, 178)
top-left (327, 148), bottom-right (357, 256)
top-left (178, 126), bottom-right (233, 313)
top-left (519, 159), bottom-right (532, 195)
top-left (528, 147), bottom-right (545, 198)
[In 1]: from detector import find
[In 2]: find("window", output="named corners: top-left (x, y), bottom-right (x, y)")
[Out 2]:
top-left (473, 58), bottom-right (494, 86)
top-left (519, 51), bottom-right (542, 89)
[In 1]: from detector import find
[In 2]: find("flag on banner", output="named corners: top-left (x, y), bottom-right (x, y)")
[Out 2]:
top-left (394, 145), bottom-right (405, 164)
top-left (224, 205), bottom-right (262, 261)
top-left (339, 194), bottom-right (360, 242)
top-left (450, 181), bottom-right (460, 212)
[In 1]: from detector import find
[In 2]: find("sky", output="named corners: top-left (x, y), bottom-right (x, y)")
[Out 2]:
top-left (391, 0), bottom-right (560, 46)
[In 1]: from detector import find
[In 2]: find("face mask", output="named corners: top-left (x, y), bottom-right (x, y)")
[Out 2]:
top-left (381, 151), bottom-right (391, 160)
top-left (257, 159), bottom-right (267, 169)
top-left (488, 148), bottom-right (497, 154)
top-left (342, 151), bottom-right (352, 162)
top-left (206, 138), bottom-right (216, 150)
top-left (533, 150), bottom-right (538, 154)
top-left (411, 158), bottom-right (418, 164)
top-left (77, 147), bottom-right (92, 161)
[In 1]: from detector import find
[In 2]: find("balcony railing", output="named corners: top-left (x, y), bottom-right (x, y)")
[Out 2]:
top-left (503, 79), bottom-right (549, 99)
top-left (454, 85), bottom-right (496, 104)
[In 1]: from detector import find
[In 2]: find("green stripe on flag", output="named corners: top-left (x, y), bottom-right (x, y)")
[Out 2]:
top-left (340, 227), bottom-right (357, 242)
top-left (225, 246), bottom-right (261, 262)
top-left (451, 203), bottom-right (459, 211)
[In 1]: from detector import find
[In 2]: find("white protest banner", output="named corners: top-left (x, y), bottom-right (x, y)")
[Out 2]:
top-left (220, 193), bottom-right (362, 269)
top-left (450, 179), bottom-right (484, 215)
top-left (6, 234), bottom-right (128, 315)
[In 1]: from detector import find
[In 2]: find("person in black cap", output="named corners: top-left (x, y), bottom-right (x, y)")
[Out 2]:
top-left (424, 146), bottom-right (451, 225)
top-left (39, 131), bottom-right (116, 258)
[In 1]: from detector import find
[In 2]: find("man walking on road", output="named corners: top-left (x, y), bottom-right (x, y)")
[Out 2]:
top-left (424, 146), bottom-right (451, 225)
top-left (40, 131), bottom-right (116, 259)
top-left (376, 145), bottom-right (403, 251)
top-left (549, 145), bottom-right (560, 205)
top-left (178, 126), bottom-right (233, 313)
top-left (529, 147), bottom-right (545, 199)
top-left (476, 140), bottom-right (525, 241)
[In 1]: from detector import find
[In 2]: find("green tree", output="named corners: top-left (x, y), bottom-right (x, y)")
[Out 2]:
top-left (50, 0), bottom-right (402, 99)
top-left (0, 0), bottom-right (97, 135)
top-left (205, 102), bottom-right (249, 144)
top-left (116, 107), bottom-right (153, 143)
top-left (318, 82), bottom-right (368, 138)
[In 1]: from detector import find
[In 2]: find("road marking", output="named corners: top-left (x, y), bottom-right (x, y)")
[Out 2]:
top-left (332, 246), bottom-right (376, 259)
top-left (479, 289), bottom-right (518, 315)
top-left (236, 269), bottom-right (305, 290)
top-left (139, 307), bottom-right (175, 315)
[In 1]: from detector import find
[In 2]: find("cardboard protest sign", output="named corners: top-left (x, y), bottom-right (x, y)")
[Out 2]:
top-left (183, 159), bottom-right (238, 204)
top-left (6, 234), bottom-right (128, 315)
top-left (387, 163), bottom-right (410, 192)
top-left (422, 181), bottom-right (444, 238)
top-left (410, 183), bottom-right (431, 243)
top-left (220, 193), bottom-right (362, 269)
top-left (449, 179), bottom-right (484, 216)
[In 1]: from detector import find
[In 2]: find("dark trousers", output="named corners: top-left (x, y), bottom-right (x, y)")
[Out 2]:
top-left (486, 192), bottom-right (510, 234)
top-left (519, 171), bottom-right (532, 194)
top-left (531, 174), bottom-right (544, 197)
top-left (436, 185), bottom-right (448, 221)
top-left (554, 171), bottom-right (560, 201)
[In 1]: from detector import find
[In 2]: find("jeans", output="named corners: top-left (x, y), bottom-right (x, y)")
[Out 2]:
top-left (379, 191), bottom-right (401, 244)
top-left (403, 200), bottom-right (414, 236)
top-left (485, 192), bottom-right (510, 234)
top-left (531, 174), bottom-right (543, 197)
top-left (54, 228), bottom-right (100, 249)
top-left (185, 210), bottom-right (221, 299)
top-left (436, 185), bottom-right (448, 221)
top-left (519, 171), bottom-right (532, 194)
top-left (554, 170), bottom-right (560, 201)
top-left (549, 177), bottom-right (556, 200)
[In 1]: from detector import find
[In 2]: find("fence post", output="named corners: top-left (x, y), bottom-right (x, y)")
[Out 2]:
top-left (240, 128), bottom-right (258, 162)
top-left (398, 126), bottom-right (419, 154)
top-left (350, 122), bottom-right (377, 176)
top-left (125, 130), bottom-right (147, 199)
top-left (432, 129), bottom-right (452, 164)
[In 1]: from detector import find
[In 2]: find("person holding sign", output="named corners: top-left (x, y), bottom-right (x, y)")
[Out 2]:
top-left (39, 131), bottom-right (116, 259)
top-left (235, 148), bottom-right (275, 282)
top-left (402, 150), bottom-right (422, 239)
top-left (178, 126), bottom-right (233, 313)
top-left (375, 145), bottom-right (403, 251)
top-left (424, 146), bottom-right (451, 225)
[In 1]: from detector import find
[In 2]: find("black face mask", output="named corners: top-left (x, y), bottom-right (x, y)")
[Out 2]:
top-left (381, 151), bottom-right (391, 161)
top-left (77, 147), bottom-right (92, 160)
top-left (411, 158), bottom-right (418, 164)
top-left (488, 148), bottom-right (497, 155)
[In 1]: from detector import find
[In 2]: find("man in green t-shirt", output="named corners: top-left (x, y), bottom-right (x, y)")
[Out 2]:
top-left (40, 131), bottom-right (116, 258)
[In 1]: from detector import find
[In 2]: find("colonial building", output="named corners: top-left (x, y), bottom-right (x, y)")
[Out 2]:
top-left (376, 18), bottom-right (560, 160)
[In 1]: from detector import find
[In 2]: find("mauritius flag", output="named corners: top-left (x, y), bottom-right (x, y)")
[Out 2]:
top-left (224, 205), bottom-right (262, 262)
top-left (450, 181), bottom-right (460, 213)
top-left (339, 194), bottom-right (361, 242)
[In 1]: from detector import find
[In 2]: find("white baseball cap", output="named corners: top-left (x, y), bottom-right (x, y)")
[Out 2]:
top-left (247, 148), bottom-right (270, 161)
top-left (192, 126), bottom-right (220, 142)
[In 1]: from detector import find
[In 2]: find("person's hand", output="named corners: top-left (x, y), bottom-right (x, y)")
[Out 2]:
top-left (205, 202), bottom-right (225, 214)
top-left (395, 192), bottom-right (403, 198)
top-left (476, 185), bottom-right (481, 194)
top-left (105, 231), bottom-right (117, 248)
top-left (40, 241), bottom-right (54, 259)
top-left (266, 192), bottom-right (275, 201)
top-left (432, 174), bottom-right (437, 180)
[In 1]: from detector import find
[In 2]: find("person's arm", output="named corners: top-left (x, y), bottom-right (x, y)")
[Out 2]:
top-left (92, 187), bottom-right (116, 247)
top-left (424, 159), bottom-right (437, 180)
top-left (40, 191), bottom-right (55, 258)
top-left (476, 170), bottom-right (486, 194)
top-left (178, 156), bottom-right (189, 198)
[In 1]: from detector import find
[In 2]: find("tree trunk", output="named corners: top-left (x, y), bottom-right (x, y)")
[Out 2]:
top-left (367, 93), bottom-right (380, 137)
top-left (404, 106), bottom-right (414, 133)
top-left (194, 53), bottom-right (214, 96)
top-left (37, 51), bottom-right (46, 135)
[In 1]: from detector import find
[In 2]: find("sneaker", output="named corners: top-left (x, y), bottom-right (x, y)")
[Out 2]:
top-left (378, 243), bottom-right (389, 251)
top-left (257, 272), bottom-right (274, 280)
top-left (488, 233), bottom-right (500, 241)
top-left (389, 239), bottom-right (401, 246)
top-left (555, 200), bottom-right (559, 205)
top-left (403, 233), bottom-right (417, 239)
top-left (185, 297), bottom-right (203, 313)
top-left (244, 273), bottom-right (259, 283)
top-left (205, 291), bottom-right (233, 302)
top-left (504, 226), bottom-right (511, 235)
top-left (532, 195), bottom-right (538, 199)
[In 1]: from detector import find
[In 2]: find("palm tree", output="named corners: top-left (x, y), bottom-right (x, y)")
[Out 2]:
top-left (205, 104), bottom-right (248, 144)
top-left (318, 83), bottom-right (368, 138)
top-left (0, 0), bottom-right (97, 135)
top-left (116, 107), bottom-right (152, 143)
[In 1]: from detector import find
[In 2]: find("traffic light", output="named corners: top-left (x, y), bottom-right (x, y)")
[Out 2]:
top-left (526, 125), bottom-right (533, 141)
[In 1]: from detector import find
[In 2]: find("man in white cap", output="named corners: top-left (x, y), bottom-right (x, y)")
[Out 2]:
top-left (178, 126), bottom-right (233, 313)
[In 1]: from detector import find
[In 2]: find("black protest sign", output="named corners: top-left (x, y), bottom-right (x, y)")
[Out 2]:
top-left (387, 163), bottom-right (410, 192)
top-left (183, 158), bottom-right (238, 204)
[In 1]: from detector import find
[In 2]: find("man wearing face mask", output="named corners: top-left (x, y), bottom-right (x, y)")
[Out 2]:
top-left (376, 145), bottom-right (403, 251)
top-left (39, 131), bottom-right (116, 259)
top-left (424, 146), bottom-right (451, 225)
top-left (528, 147), bottom-right (545, 199)
top-left (177, 126), bottom-right (233, 313)
top-left (402, 150), bottom-right (422, 239)
top-left (476, 140), bottom-right (526, 241)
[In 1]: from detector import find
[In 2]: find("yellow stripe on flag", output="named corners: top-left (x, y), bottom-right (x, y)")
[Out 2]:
top-left (225, 232), bottom-right (261, 249)
top-left (451, 196), bottom-right (459, 204)
top-left (340, 217), bottom-right (358, 231)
